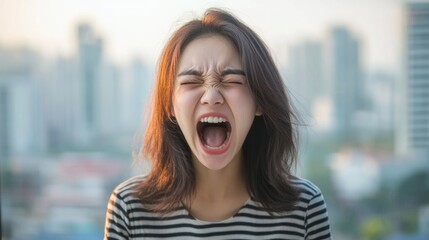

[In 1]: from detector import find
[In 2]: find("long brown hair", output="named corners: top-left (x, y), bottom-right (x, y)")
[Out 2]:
top-left (134, 8), bottom-right (300, 214)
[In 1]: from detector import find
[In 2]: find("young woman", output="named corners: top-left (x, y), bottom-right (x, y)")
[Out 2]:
top-left (105, 8), bottom-right (331, 240)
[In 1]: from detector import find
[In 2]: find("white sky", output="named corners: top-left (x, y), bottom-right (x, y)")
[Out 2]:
top-left (0, 0), bottom-right (407, 72)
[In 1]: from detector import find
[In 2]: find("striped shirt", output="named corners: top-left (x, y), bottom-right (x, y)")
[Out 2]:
top-left (104, 175), bottom-right (331, 240)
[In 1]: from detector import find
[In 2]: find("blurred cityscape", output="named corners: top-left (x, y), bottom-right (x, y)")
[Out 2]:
top-left (1, 2), bottom-right (429, 240)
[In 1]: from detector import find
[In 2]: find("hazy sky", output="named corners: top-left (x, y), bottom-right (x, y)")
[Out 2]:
top-left (0, 0), bottom-right (406, 72)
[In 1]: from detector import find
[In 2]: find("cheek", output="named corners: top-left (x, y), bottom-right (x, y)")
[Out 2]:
top-left (173, 90), bottom-right (203, 121)
top-left (226, 89), bottom-right (257, 115)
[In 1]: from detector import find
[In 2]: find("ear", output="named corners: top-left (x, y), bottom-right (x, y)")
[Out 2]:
top-left (255, 106), bottom-right (263, 116)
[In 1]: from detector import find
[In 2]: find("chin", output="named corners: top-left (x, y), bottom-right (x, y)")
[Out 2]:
top-left (199, 156), bottom-right (232, 171)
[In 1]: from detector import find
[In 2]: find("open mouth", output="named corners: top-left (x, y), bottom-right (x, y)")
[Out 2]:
top-left (197, 116), bottom-right (231, 150)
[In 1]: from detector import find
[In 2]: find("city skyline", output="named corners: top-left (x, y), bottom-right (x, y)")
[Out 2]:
top-left (2, 1), bottom-right (429, 239)
top-left (0, 0), bottom-right (405, 72)
top-left (0, 1), bottom-right (405, 156)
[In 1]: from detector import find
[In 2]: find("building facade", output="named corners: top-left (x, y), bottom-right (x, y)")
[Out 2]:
top-left (328, 27), bottom-right (364, 138)
top-left (400, 2), bottom-right (429, 154)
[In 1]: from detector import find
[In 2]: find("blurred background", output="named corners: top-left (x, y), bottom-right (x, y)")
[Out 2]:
top-left (1, 0), bottom-right (428, 239)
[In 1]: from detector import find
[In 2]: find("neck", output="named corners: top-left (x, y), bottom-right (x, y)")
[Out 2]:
top-left (193, 154), bottom-right (247, 201)
top-left (187, 152), bottom-right (250, 222)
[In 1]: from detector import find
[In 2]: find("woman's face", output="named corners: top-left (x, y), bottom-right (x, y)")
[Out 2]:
top-left (173, 34), bottom-right (261, 170)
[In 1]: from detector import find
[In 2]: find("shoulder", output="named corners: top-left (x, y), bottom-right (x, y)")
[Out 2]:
top-left (105, 175), bottom-right (147, 238)
top-left (290, 177), bottom-right (323, 199)
top-left (290, 177), bottom-right (331, 238)
top-left (289, 177), bottom-right (328, 211)
top-left (106, 175), bottom-right (146, 221)
top-left (110, 175), bottom-right (145, 202)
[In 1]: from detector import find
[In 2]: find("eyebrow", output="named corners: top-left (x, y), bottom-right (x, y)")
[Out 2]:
top-left (220, 69), bottom-right (245, 77)
top-left (177, 69), bottom-right (202, 77)
top-left (177, 68), bottom-right (246, 77)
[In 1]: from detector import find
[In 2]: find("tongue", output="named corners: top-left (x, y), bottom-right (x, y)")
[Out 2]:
top-left (203, 126), bottom-right (227, 147)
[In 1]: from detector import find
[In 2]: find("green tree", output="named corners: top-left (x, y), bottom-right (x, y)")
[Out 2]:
top-left (360, 216), bottom-right (392, 240)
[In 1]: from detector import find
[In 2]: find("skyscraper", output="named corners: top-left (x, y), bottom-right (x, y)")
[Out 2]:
top-left (122, 58), bottom-right (151, 132)
top-left (0, 47), bottom-right (47, 155)
top-left (400, 2), bottom-right (429, 154)
top-left (77, 23), bottom-right (103, 142)
top-left (288, 41), bottom-right (325, 108)
top-left (46, 56), bottom-right (80, 150)
top-left (328, 26), bottom-right (363, 138)
top-left (0, 82), bottom-right (8, 158)
top-left (287, 40), bottom-right (331, 130)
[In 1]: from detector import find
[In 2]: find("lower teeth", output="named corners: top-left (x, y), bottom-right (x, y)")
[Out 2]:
top-left (205, 143), bottom-right (226, 150)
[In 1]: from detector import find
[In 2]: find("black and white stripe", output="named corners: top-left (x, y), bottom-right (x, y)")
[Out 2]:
top-left (104, 176), bottom-right (331, 240)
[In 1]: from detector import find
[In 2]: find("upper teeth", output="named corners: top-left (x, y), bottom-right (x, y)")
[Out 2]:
top-left (200, 116), bottom-right (227, 123)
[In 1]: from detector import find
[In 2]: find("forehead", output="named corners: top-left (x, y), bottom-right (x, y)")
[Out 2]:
top-left (178, 34), bottom-right (241, 71)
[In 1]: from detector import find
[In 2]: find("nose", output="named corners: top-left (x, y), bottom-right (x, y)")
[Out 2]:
top-left (200, 86), bottom-right (224, 105)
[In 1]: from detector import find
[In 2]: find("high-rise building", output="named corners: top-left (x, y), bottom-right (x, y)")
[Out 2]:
top-left (45, 56), bottom-right (80, 150)
top-left (365, 71), bottom-right (395, 133)
top-left (97, 62), bottom-right (121, 136)
top-left (0, 47), bottom-right (47, 155)
top-left (399, 2), bottom-right (429, 154)
top-left (0, 82), bottom-right (8, 158)
top-left (327, 26), bottom-right (364, 137)
top-left (77, 23), bottom-right (103, 143)
top-left (288, 41), bottom-right (325, 109)
top-left (128, 58), bottom-right (151, 130)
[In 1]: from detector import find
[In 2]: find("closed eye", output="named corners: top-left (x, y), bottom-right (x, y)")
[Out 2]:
top-left (223, 81), bottom-right (243, 85)
top-left (221, 76), bottom-right (245, 85)
top-left (180, 79), bottom-right (204, 85)
top-left (220, 69), bottom-right (246, 85)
